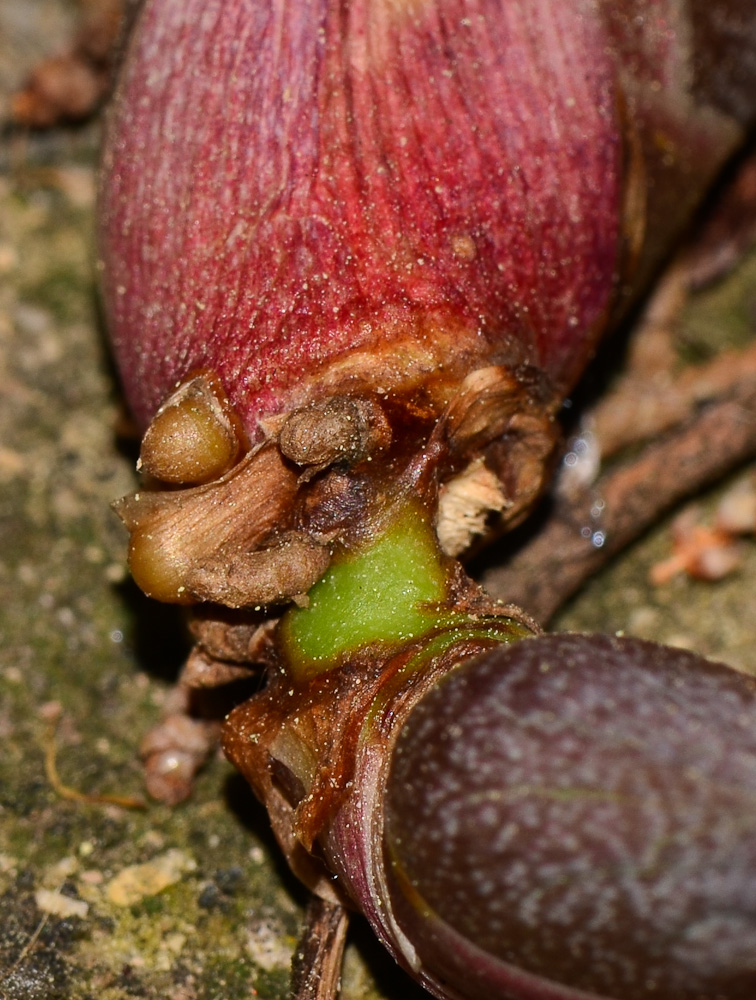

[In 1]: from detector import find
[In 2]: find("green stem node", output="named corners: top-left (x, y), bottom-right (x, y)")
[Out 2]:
top-left (280, 500), bottom-right (530, 681)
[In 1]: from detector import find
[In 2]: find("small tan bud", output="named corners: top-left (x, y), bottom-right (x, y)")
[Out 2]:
top-left (139, 374), bottom-right (243, 485)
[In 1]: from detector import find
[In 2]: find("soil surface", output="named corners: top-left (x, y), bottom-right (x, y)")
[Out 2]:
top-left (1, 4), bottom-right (755, 1000)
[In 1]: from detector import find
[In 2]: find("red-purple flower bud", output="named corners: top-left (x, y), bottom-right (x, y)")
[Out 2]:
top-left (101, 0), bottom-right (624, 437)
top-left (377, 635), bottom-right (756, 999)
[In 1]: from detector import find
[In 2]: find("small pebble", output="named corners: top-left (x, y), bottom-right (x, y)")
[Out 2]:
top-left (105, 849), bottom-right (196, 907)
top-left (35, 888), bottom-right (89, 919)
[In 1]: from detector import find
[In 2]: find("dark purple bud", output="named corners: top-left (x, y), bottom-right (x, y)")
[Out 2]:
top-left (384, 634), bottom-right (756, 1000)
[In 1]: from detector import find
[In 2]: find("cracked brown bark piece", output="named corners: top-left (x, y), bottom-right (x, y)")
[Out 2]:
top-left (290, 897), bottom-right (350, 1000)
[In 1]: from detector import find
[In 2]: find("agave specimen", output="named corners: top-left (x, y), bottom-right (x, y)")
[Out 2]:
top-left (99, 0), bottom-right (756, 997)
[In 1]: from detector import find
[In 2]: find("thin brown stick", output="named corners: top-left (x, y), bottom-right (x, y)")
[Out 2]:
top-left (43, 717), bottom-right (146, 810)
top-left (482, 375), bottom-right (756, 623)
top-left (290, 896), bottom-right (350, 1000)
top-left (592, 340), bottom-right (756, 460)
top-left (0, 910), bottom-right (51, 987)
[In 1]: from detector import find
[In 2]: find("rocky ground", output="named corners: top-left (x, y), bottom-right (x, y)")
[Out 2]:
top-left (1, 3), bottom-right (756, 1000)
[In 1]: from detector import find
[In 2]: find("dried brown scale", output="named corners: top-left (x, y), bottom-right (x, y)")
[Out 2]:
top-left (185, 531), bottom-right (333, 609)
top-left (187, 607), bottom-right (277, 666)
top-left (114, 442), bottom-right (300, 604)
top-left (300, 469), bottom-right (373, 539)
top-left (180, 647), bottom-right (257, 690)
top-left (278, 396), bottom-right (392, 475)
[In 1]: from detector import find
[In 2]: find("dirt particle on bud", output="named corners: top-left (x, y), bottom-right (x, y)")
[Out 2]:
top-left (451, 234), bottom-right (477, 260)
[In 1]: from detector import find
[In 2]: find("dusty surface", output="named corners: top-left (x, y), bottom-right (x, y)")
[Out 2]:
top-left (1, 4), bottom-right (756, 1000)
